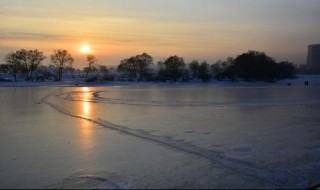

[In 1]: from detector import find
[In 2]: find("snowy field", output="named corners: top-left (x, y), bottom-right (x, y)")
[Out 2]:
top-left (0, 75), bottom-right (320, 188)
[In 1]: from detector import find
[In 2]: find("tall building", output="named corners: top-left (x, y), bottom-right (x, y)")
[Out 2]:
top-left (307, 44), bottom-right (320, 68)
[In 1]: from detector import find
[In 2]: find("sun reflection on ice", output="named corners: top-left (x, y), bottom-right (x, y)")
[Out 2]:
top-left (79, 87), bottom-right (94, 153)
top-left (82, 87), bottom-right (90, 92)
top-left (81, 87), bottom-right (91, 117)
top-left (83, 102), bottom-right (90, 116)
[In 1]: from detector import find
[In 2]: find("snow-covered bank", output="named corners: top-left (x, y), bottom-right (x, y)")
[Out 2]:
top-left (1, 75), bottom-right (320, 87)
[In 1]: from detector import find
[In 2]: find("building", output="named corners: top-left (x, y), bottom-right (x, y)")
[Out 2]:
top-left (307, 44), bottom-right (320, 68)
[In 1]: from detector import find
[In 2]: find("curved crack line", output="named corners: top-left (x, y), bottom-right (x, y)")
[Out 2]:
top-left (42, 89), bottom-right (301, 189)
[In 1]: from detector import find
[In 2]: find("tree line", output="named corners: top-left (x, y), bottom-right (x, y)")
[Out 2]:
top-left (1, 49), bottom-right (296, 82)
top-left (117, 50), bottom-right (296, 82)
top-left (1, 49), bottom-right (97, 82)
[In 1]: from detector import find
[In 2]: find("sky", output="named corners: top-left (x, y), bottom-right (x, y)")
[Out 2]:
top-left (1, 0), bottom-right (320, 68)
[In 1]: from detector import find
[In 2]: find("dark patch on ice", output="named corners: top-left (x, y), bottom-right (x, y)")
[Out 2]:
top-left (203, 132), bottom-right (211, 135)
top-left (184, 130), bottom-right (196, 133)
top-left (233, 147), bottom-right (252, 152)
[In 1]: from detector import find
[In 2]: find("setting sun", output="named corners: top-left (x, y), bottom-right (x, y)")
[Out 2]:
top-left (81, 44), bottom-right (91, 53)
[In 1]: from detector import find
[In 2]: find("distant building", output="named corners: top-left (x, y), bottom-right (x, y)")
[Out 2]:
top-left (307, 44), bottom-right (320, 68)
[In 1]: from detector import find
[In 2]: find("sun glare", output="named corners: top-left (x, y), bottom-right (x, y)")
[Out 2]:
top-left (82, 87), bottom-right (90, 92)
top-left (81, 44), bottom-right (90, 53)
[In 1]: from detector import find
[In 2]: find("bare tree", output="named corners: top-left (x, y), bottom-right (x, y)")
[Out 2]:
top-left (85, 54), bottom-right (97, 79)
top-left (67, 61), bottom-right (75, 79)
top-left (15, 49), bottom-right (28, 80)
top-left (27, 50), bottom-right (46, 80)
top-left (4, 52), bottom-right (21, 82)
top-left (14, 49), bottom-right (46, 80)
top-left (50, 50), bottom-right (74, 81)
top-left (4, 49), bottom-right (45, 81)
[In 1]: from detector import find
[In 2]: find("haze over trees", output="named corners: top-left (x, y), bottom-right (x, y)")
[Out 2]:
top-left (211, 57), bottom-right (235, 80)
top-left (1, 49), bottom-right (297, 83)
top-left (189, 60), bottom-right (211, 82)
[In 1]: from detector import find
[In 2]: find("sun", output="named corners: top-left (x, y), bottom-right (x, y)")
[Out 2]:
top-left (80, 44), bottom-right (91, 53)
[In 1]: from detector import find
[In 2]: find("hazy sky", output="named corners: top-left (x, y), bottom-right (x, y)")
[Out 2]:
top-left (1, 0), bottom-right (319, 67)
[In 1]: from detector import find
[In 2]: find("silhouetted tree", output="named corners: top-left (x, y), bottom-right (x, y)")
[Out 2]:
top-left (233, 50), bottom-right (277, 81)
top-left (158, 55), bottom-right (185, 81)
top-left (27, 50), bottom-right (46, 80)
top-left (117, 53), bottom-right (153, 79)
top-left (198, 61), bottom-right (211, 81)
top-left (275, 61), bottom-right (296, 79)
top-left (189, 60), bottom-right (211, 81)
top-left (14, 49), bottom-right (28, 80)
top-left (85, 54), bottom-right (97, 79)
top-left (67, 60), bottom-right (75, 79)
top-left (135, 53), bottom-right (153, 79)
top-left (211, 57), bottom-right (235, 80)
top-left (4, 52), bottom-right (21, 82)
top-left (189, 60), bottom-right (200, 78)
top-left (0, 64), bottom-right (10, 73)
top-left (50, 49), bottom-right (74, 81)
top-left (14, 49), bottom-right (46, 80)
top-left (118, 57), bottom-right (137, 78)
top-left (211, 60), bottom-right (224, 80)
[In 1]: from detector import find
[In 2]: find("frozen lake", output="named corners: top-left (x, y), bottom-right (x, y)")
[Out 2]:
top-left (1, 83), bottom-right (320, 188)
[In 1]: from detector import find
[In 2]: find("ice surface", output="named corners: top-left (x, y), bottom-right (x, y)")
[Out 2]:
top-left (1, 81), bottom-right (320, 188)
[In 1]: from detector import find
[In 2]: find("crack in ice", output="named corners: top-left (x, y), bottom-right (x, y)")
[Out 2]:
top-left (41, 88), bottom-right (305, 188)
